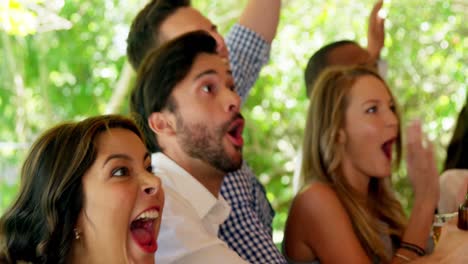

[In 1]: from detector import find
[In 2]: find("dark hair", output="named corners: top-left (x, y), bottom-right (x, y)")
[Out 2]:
top-left (126, 0), bottom-right (191, 70)
top-left (130, 30), bottom-right (217, 153)
top-left (304, 40), bottom-right (358, 97)
top-left (444, 103), bottom-right (468, 170)
top-left (0, 115), bottom-right (143, 264)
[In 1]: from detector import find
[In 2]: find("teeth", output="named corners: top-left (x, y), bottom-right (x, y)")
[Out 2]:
top-left (135, 209), bottom-right (159, 221)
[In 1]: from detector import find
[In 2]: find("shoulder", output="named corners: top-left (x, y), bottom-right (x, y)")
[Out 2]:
top-left (286, 182), bottom-right (370, 263)
top-left (440, 169), bottom-right (468, 181)
top-left (439, 169), bottom-right (468, 213)
top-left (292, 182), bottom-right (346, 216)
top-left (288, 182), bottom-right (352, 235)
top-left (440, 169), bottom-right (468, 194)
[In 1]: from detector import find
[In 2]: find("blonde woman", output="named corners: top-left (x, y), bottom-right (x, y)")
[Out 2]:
top-left (283, 66), bottom-right (439, 263)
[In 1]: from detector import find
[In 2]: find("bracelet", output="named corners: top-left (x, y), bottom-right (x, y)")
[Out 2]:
top-left (395, 253), bottom-right (412, 262)
top-left (399, 241), bottom-right (426, 256)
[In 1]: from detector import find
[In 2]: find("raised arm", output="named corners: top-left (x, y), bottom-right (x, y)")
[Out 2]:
top-left (367, 0), bottom-right (385, 61)
top-left (226, 1), bottom-right (280, 101)
top-left (238, 0), bottom-right (281, 43)
top-left (394, 121), bottom-right (440, 263)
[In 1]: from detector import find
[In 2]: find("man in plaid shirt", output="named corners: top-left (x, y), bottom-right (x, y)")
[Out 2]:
top-left (127, 0), bottom-right (285, 263)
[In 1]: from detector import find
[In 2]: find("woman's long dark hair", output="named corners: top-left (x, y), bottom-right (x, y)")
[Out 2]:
top-left (0, 115), bottom-right (143, 264)
top-left (444, 102), bottom-right (468, 170)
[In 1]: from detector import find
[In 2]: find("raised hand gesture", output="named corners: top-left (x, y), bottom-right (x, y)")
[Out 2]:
top-left (367, 0), bottom-right (385, 61)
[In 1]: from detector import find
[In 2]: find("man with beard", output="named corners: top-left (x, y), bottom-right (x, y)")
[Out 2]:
top-left (130, 31), bottom-right (253, 263)
top-left (127, 1), bottom-right (284, 262)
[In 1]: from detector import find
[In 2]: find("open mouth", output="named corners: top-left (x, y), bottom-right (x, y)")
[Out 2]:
top-left (130, 208), bottom-right (160, 253)
top-left (381, 138), bottom-right (395, 160)
top-left (226, 118), bottom-right (244, 148)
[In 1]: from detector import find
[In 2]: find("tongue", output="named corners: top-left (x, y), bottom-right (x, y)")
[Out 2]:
top-left (132, 227), bottom-right (153, 244)
top-left (382, 143), bottom-right (391, 159)
top-left (228, 130), bottom-right (243, 147)
top-left (130, 220), bottom-right (157, 253)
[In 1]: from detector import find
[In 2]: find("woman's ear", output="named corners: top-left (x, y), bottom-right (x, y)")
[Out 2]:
top-left (148, 112), bottom-right (175, 136)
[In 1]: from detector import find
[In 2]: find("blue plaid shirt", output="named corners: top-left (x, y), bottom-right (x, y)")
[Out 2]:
top-left (220, 24), bottom-right (287, 263)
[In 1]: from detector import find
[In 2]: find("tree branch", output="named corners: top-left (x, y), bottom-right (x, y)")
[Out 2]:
top-left (105, 61), bottom-right (134, 114)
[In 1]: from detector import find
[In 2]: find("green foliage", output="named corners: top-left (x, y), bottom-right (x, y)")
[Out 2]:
top-left (0, 0), bottom-right (143, 211)
top-left (1, 0), bottom-right (467, 245)
top-left (197, 0), bottom-right (468, 241)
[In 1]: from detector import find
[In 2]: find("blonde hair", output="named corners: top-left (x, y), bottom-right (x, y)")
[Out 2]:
top-left (302, 65), bottom-right (407, 262)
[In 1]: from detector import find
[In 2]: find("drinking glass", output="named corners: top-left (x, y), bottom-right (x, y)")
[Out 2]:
top-left (432, 212), bottom-right (458, 245)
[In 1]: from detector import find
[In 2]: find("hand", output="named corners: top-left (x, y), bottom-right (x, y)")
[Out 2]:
top-left (367, 0), bottom-right (385, 61)
top-left (405, 120), bottom-right (439, 206)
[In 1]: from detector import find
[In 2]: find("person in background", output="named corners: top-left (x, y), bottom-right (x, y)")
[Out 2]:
top-left (304, 0), bottom-right (385, 98)
top-left (0, 115), bottom-right (164, 264)
top-left (131, 31), bottom-right (258, 263)
top-left (444, 100), bottom-right (468, 171)
top-left (284, 66), bottom-right (439, 263)
top-left (438, 99), bottom-right (468, 213)
top-left (438, 169), bottom-right (468, 213)
top-left (126, 0), bottom-right (284, 262)
top-left (292, 1), bottom-right (386, 193)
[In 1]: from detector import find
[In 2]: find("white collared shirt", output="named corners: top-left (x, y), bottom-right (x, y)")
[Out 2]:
top-left (153, 153), bottom-right (247, 264)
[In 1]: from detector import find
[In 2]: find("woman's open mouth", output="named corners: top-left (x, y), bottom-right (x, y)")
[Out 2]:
top-left (130, 207), bottom-right (160, 253)
top-left (381, 138), bottom-right (395, 161)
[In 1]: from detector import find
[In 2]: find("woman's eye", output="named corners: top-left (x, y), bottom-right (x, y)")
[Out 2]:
top-left (390, 105), bottom-right (396, 113)
top-left (112, 167), bottom-right (129, 177)
top-left (146, 165), bottom-right (153, 173)
top-left (202, 84), bottom-right (213, 93)
top-left (366, 106), bottom-right (377, 113)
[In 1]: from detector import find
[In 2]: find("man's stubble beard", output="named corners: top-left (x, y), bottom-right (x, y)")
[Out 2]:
top-left (175, 112), bottom-right (242, 173)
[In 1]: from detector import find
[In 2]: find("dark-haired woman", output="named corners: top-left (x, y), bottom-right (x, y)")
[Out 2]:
top-left (0, 115), bottom-right (164, 263)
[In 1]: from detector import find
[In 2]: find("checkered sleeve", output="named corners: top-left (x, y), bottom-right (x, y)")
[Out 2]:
top-left (226, 24), bottom-right (271, 102)
top-left (221, 23), bottom-right (282, 263)
top-left (251, 172), bottom-right (274, 235)
top-left (219, 162), bottom-right (286, 263)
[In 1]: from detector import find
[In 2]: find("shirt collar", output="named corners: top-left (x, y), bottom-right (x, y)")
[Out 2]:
top-left (152, 152), bottom-right (230, 220)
